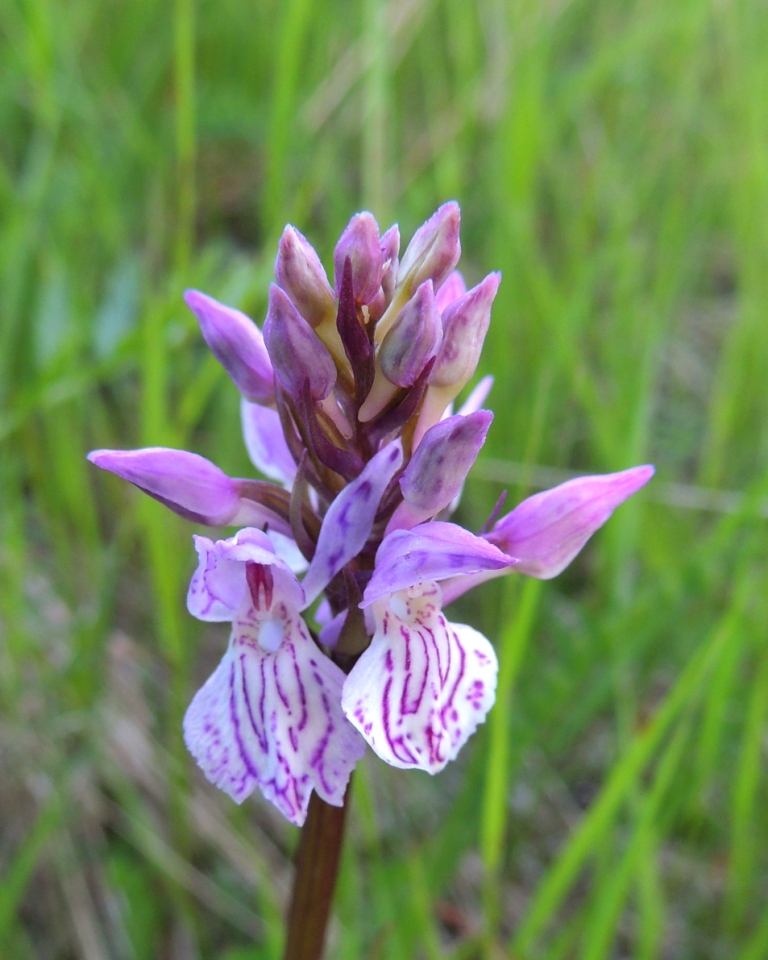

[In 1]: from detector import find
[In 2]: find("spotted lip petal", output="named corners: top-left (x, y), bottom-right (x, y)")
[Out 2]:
top-left (362, 521), bottom-right (515, 607)
top-left (184, 528), bottom-right (365, 825)
top-left (342, 582), bottom-right (498, 773)
top-left (184, 603), bottom-right (365, 825)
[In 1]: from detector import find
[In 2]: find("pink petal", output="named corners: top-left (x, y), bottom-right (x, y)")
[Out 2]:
top-left (88, 447), bottom-right (240, 525)
top-left (342, 583), bottom-right (497, 773)
top-left (434, 270), bottom-right (466, 313)
top-left (362, 521), bottom-right (515, 607)
top-left (240, 399), bottom-right (297, 488)
top-left (184, 290), bottom-right (274, 404)
top-left (184, 611), bottom-right (365, 825)
top-left (487, 465), bottom-right (655, 578)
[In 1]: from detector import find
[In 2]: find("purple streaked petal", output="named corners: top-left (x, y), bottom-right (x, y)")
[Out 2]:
top-left (187, 529), bottom-right (304, 622)
top-left (434, 270), bottom-right (466, 313)
top-left (301, 440), bottom-right (404, 606)
top-left (88, 447), bottom-right (240, 525)
top-left (487, 466), bottom-right (655, 578)
top-left (183, 613), bottom-right (365, 825)
top-left (363, 521), bottom-right (515, 607)
top-left (342, 582), bottom-right (497, 773)
top-left (240, 399), bottom-right (297, 488)
top-left (184, 290), bottom-right (274, 404)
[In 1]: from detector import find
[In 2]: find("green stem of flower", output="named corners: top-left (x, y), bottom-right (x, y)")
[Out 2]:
top-left (282, 781), bottom-right (351, 960)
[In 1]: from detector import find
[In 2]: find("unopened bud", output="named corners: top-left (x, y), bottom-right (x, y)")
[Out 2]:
top-left (435, 270), bottom-right (466, 313)
top-left (401, 410), bottom-right (492, 513)
top-left (396, 202), bottom-right (461, 296)
top-left (430, 272), bottom-right (500, 390)
top-left (275, 226), bottom-right (336, 329)
top-left (379, 280), bottom-right (442, 387)
top-left (333, 212), bottom-right (382, 305)
top-left (184, 290), bottom-right (274, 404)
top-left (379, 224), bottom-right (400, 303)
top-left (263, 284), bottom-right (336, 401)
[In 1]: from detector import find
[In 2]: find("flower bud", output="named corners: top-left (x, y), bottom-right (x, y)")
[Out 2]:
top-left (388, 411), bottom-right (492, 532)
top-left (430, 272), bottom-right (501, 390)
top-left (379, 223), bottom-right (400, 303)
top-left (184, 290), bottom-right (274, 404)
top-left (379, 280), bottom-right (442, 387)
top-left (88, 447), bottom-right (241, 525)
top-left (396, 202), bottom-right (461, 296)
top-left (333, 212), bottom-right (382, 305)
top-left (275, 225), bottom-right (336, 329)
top-left (434, 270), bottom-right (466, 313)
top-left (263, 284), bottom-right (336, 401)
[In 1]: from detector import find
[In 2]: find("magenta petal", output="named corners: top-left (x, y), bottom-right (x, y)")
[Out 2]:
top-left (88, 447), bottom-right (240, 525)
top-left (487, 465), bottom-right (655, 578)
top-left (240, 399), bottom-right (297, 488)
top-left (342, 583), bottom-right (497, 773)
top-left (363, 521), bottom-right (515, 607)
top-left (184, 290), bottom-right (274, 404)
top-left (183, 613), bottom-right (365, 825)
top-left (301, 440), bottom-right (404, 606)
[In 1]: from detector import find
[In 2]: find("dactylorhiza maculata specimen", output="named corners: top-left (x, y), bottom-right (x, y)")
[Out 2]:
top-left (89, 203), bottom-right (653, 826)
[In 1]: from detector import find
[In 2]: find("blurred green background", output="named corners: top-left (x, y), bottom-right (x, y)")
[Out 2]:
top-left (2, 0), bottom-right (768, 956)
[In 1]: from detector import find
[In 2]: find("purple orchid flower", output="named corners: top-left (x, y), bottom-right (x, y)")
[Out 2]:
top-left (183, 528), bottom-right (365, 825)
top-left (88, 202), bottom-right (654, 820)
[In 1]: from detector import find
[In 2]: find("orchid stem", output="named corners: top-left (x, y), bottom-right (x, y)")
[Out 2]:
top-left (283, 782), bottom-right (351, 960)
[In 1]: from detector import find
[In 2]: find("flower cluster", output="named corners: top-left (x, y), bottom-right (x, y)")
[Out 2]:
top-left (89, 203), bottom-right (653, 825)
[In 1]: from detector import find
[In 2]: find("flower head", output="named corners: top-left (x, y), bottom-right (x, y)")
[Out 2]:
top-left (88, 203), bottom-right (654, 817)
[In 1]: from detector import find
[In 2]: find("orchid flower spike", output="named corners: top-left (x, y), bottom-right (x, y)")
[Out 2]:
top-left (87, 202), bottom-right (654, 823)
